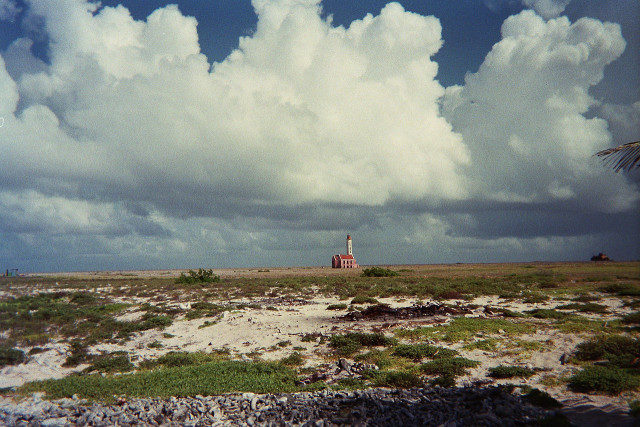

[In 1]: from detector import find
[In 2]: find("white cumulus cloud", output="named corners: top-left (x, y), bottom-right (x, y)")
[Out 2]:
top-left (443, 10), bottom-right (637, 212)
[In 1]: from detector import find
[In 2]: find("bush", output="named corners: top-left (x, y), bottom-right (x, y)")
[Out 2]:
top-left (85, 353), bottom-right (134, 373)
top-left (62, 340), bottom-right (91, 367)
top-left (621, 312), bottom-right (640, 325)
top-left (421, 357), bottom-right (480, 377)
top-left (488, 365), bottom-right (536, 379)
top-left (599, 283), bottom-right (640, 297)
top-left (0, 345), bottom-right (26, 367)
top-left (556, 303), bottom-right (608, 313)
top-left (175, 269), bottom-right (220, 284)
top-left (326, 304), bottom-right (348, 311)
top-left (523, 389), bottom-right (562, 409)
top-left (630, 400), bottom-right (640, 417)
top-left (280, 352), bottom-right (304, 366)
top-left (525, 309), bottom-right (568, 319)
top-left (569, 366), bottom-right (640, 394)
top-left (372, 371), bottom-right (423, 388)
top-left (573, 335), bottom-right (640, 369)
top-left (350, 296), bottom-right (379, 305)
top-left (362, 267), bottom-right (398, 277)
top-left (392, 344), bottom-right (457, 361)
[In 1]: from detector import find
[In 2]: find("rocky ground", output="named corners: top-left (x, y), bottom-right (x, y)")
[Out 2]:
top-left (1, 387), bottom-right (553, 426)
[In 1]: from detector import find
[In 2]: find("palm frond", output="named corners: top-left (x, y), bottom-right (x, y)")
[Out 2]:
top-left (595, 141), bottom-right (640, 172)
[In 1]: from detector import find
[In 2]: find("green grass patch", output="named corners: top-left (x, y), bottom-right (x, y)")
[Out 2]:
top-left (21, 360), bottom-right (299, 400)
top-left (488, 365), bottom-right (536, 378)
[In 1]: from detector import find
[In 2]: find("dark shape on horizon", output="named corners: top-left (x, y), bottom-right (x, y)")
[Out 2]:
top-left (595, 141), bottom-right (640, 172)
top-left (590, 253), bottom-right (611, 262)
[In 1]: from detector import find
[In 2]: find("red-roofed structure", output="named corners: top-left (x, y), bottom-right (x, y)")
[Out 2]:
top-left (332, 235), bottom-right (358, 268)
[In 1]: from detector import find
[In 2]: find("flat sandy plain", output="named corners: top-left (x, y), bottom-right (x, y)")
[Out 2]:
top-left (1, 262), bottom-right (639, 425)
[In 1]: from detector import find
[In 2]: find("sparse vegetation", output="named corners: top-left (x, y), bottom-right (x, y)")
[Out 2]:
top-left (326, 304), bottom-right (348, 311)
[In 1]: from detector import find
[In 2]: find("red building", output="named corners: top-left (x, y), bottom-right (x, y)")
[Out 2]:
top-left (332, 235), bottom-right (358, 268)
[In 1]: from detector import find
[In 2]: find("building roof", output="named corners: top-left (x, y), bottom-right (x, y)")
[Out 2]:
top-left (334, 254), bottom-right (354, 260)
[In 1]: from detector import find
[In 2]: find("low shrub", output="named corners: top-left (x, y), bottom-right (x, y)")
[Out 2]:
top-left (175, 269), bottom-right (220, 284)
top-left (372, 371), bottom-right (423, 388)
top-left (421, 357), bottom-right (479, 377)
top-left (525, 309), bottom-right (568, 319)
top-left (569, 366), bottom-right (640, 394)
top-left (84, 352), bottom-right (133, 373)
top-left (280, 352), bottom-right (304, 366)
top-left (392, 344), bottom-right (457, 360)
top-left (326, 304), bottom-right (348, 311)
top-left (599, 283), bottom-right (640, 297)
top-left (573, 335), bottom-right (640, 369)
top-left (0, 345), bottom-right (26, 367)
top-left (62, 340), bottom-right (91, 367)
top-left (361, 267), bottom-right (398, 277)
top-left (556, 303), bottom-right (608, 313)
top-left (488, 365), bottom-right (536, 379)
top-left (350, 296), bottom-right (379, 305)
top-left (630, 400), bottom-right (640, 417)
top-left (523, 389), bottom-right (562, 409)
top-left (621, 312), bottom-right (640, 325)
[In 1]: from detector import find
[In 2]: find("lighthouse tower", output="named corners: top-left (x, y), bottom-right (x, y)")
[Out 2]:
top-left (331, 234), bottom-right (358, 268)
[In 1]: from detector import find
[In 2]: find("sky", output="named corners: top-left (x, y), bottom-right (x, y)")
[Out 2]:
top-left (0, 0), bottom-right (638, 272)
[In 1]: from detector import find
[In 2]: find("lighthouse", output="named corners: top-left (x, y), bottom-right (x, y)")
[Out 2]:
top-left (331, 234), bottom-right (358, 268)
